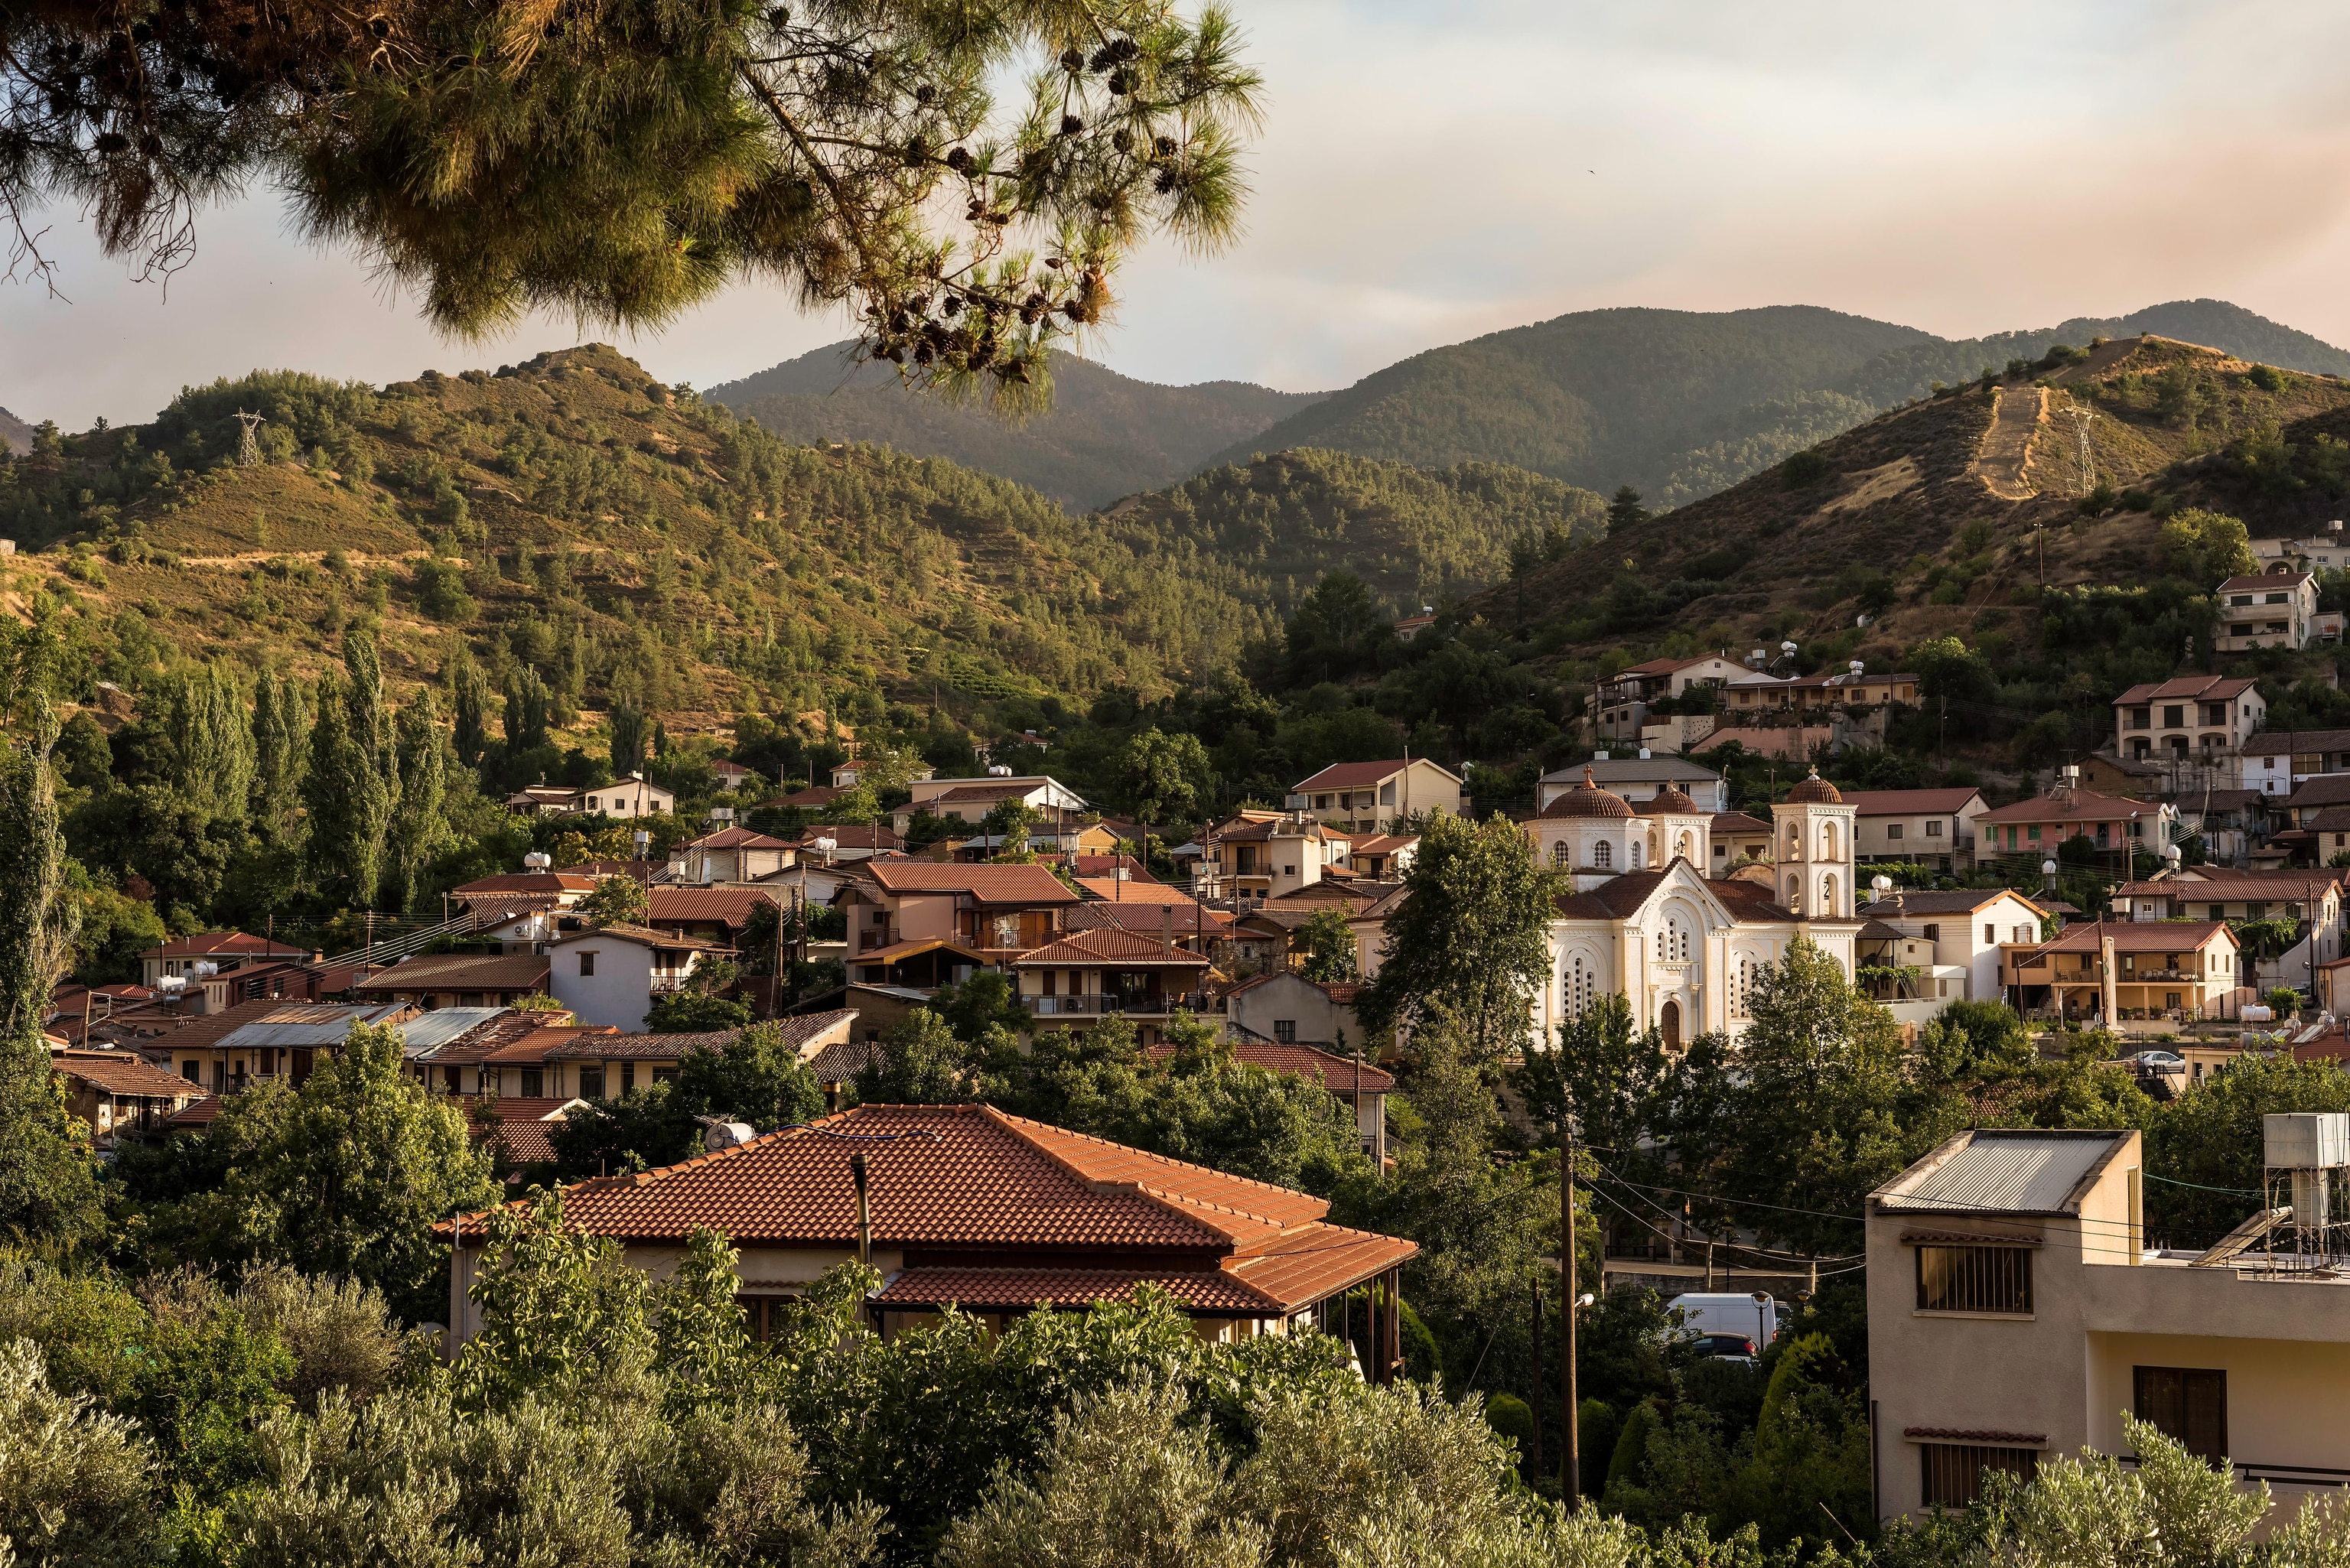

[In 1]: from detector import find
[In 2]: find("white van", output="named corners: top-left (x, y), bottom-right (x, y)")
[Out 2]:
top-left (1665, 1291), bottom-right (1782, 1361)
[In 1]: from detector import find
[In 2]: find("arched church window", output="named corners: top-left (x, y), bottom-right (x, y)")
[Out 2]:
top-left (1593, 840), bottom-right (1612, 869)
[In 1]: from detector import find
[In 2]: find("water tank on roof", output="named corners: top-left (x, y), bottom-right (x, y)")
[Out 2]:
top-left (988, 763), bottom-right (1014, 777)
top-left (2266, 1112), bottom-right (2350, 1170)
top-left (522, 851), bottom-right (552, 870)
top-left (703, 1121), bottom-right (756, 1151)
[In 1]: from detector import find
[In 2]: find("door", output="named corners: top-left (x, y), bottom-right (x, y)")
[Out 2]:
top-left (291, 1048), bottom-right (314, 1085)
top-left (1661, 999), bottom-right (1681, 1051)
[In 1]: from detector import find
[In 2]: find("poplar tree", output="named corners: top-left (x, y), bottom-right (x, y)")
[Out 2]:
top-left (448, 646), bottom-right (493, 771)
top-left (384, 691), bottom-right (451, 912)
top-left (609, 697), bottom-right (648, 779)
top-left (164, 663), bottom-right (256, 825)
top-left (249, 669), bottom-right (311, 837)
top-left (302, 636), bottom-right (399, 909)
top-left (0, 698), bottom-right (105, 1253)
top-left (503, 666), bottom-right (552, 756)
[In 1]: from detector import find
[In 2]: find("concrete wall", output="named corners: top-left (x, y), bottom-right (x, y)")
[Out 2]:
top-left (551, 940), bottom-right (653, 1031)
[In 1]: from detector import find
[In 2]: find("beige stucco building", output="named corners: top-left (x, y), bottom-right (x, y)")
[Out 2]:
top-left (1868, 1127), bottom-right (2350, 1524)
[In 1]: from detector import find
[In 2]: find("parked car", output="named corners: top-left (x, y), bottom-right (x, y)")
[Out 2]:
top-left (1665, 1291), bottom-right (1781, 1357)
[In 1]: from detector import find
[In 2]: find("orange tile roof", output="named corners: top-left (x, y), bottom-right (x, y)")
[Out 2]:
top-left (685, 826), bottom-right (792, 850)
top-left (51, 1049), bottom-right (203, 1098)
top-left (646, 887), bottom-right (781, 927)
top-left (1011, 929), bottom-right (1212, 968)
top-left (876, 1267), bottom-right (1275, 1314)
top-left (446, 1103), bottom-right (1414, 1311)
top-left (469, 1097), bottom-right (583, 1166)
top-left (138, 930), bottom-right (310, 960)
top-left (1073, 878), bottom-right (1199, 906)
top-left (454, 873), bottom-right (597, 899)
top-left (867, 863), bottom-right (1079, 904)
top-left (353, 954), bottom-right (551, 994)
top-left (545, 1030), bottom-right (735, 1061)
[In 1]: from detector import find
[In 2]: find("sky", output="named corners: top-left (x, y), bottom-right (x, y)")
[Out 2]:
top-left (9, 1), bottom-right (2350, 429)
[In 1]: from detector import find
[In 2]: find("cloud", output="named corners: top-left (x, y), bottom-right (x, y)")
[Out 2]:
top-left (8, 1), bottom-right (2350, 428)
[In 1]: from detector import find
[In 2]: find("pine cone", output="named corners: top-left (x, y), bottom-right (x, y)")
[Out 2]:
top-left (1059, 47), bottom-right (1083, 71)
top-left (946, 146), bottom-right (972, 172)
top-left (942, 297), bottom-right (963, 317)
top-left (1112, 128), bottom-right (1133, 151)
top-left (1154, 135), bottom-right (1177, 157)
top-left (95, 131), bottom-right (129, 153)
top-left (1060, 113), bottom-right (1082, 136)
top-left (915, 83), bottom-right (935, 105)
top-left (1108, 70), bottom-right (1129, 96)
top-left (1154, 169), bottom-right (1177, 194)
top-left (767, 5), bottom-right (790, 22)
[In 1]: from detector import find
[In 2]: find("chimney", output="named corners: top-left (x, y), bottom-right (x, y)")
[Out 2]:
top-left (1162, 903), bottom-right (1173, 955)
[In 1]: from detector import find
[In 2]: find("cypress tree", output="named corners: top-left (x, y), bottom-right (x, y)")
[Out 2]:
top-left (449, 646), bottom-right (493, 770)
top-left (164, 663), bottom-right (256, 825)
top-left (0, 698), bottom-right (105, 1253)
top-left (610, 696), bottom-right (647, 778)
top-left (250, 669), bottom-right (310, 835)
top-left (302, 637), bottom-right (398, 908)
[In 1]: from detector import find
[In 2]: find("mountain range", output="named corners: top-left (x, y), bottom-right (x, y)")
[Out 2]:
top-left (711, 299), bottom-right (2350, 513)
top-left (0, 406), bottom-right (33, 456)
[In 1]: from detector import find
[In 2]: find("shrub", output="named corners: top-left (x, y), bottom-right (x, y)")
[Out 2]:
top-left (1779, 449), bottom-right (1831, 489)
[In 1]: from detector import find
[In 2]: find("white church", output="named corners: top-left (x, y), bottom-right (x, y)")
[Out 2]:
top-left (1519, 766), bottom-right (1862, 1049)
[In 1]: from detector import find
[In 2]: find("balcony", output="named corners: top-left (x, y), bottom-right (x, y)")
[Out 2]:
top-left (1025, 991), bottom-right (1216, 1017)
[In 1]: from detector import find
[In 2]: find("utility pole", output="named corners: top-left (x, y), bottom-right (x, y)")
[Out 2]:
top-left (1530, 1274), bottom-right (1545, 1480)
top-left (1560, 1115), bottom-right (1578, 1497)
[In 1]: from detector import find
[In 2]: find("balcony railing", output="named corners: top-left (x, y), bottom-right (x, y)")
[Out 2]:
top-left (1025, 992), bottom-right (1216, 1017)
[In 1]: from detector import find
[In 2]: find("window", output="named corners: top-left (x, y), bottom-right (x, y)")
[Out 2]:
top-left (2163, 704), bottom-right (2184, 727)
top-left (579, 1065), bottom-right (605, 1098)
top-left (1553, 839), bottom-right (1570, 866)
top-left (1629, 841), bottom-right (1643, 869)
top-left (1887, 823), bottom-right (1904, 840)
top-left (521, 1068), bottom-right (543, 1098)
top-left (1984, 923), bottom-right (1996, 945)
top-left (2128, 706), bottom-right (2150, 730)
top-left (620, 1062), bottom-right (636, 1094)
top-left (2134, 1368), bottom-right (2226, 1462)
top-left (181, 1060), bottom-right (200, 1082)
top-left (1594, 841), bottom-right (1612, 869)
top-left (1928, 818), bottom-right (1944, 836)
top-left (1565, 955), bottom-right (1597, 1018)
top-left (1274, 1020), bottom-right (1297, 1044)
top-left (1922, 1444), bottom-right (2038, 1509)
top-left (1915, 1245), bottom-right (2033, 1314)
top-left (1922, 924), bottom-right (1940, 941)
top-left (578, 951), bottom-right (597, 976)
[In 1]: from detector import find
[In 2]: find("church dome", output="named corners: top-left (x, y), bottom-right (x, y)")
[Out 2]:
top-left (1785, 768), bottom-right (1843, 804)
top-left (1646, 783), bottom-right (1700, 815)
top-left (1543, 767), bottom-right (1634, 820)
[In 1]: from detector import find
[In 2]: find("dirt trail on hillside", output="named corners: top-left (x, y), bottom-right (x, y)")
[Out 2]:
top-left (1971, 385), bottom-right (2046, 499)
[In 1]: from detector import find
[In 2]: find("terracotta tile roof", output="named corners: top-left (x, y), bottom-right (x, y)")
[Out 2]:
top-left (548, 923), bottom-right (734, 952)
top-left (2026, 920), bottom-right (2235, 955)
top-left (454, 873), bottom-right (597, 899)
top-left (1293, 759), bottom-right (1459, 790)
top-left (1148, 1037), bottom-right (1394, 1093)
top-left (685, 826), bottom-right (792, 851)
top-left (867, 863), bottom-right (1079, 903)
top-left (469, 1098), bottom-right (583, 1166)
top-left (1974, 790), bottom-right (2156, 824)
top-left (926, 782), bottom-right (1049, 805)
top-left (1011, 929), bottom-right (1213, 968)
top-left (773, 1010), bottom-right (859, 1052)
top-left (1712, 810), bottom-right (1773, 833)
top-left (765, 786), bottom-right (848, 808)
top-left (2112, 675), bottom-right (2259, 705)
top-left (1222, 1223), bottom-right (1418, 1311)
top-left (129, 998), bottom-right (308, 1062)
top-left (2287, 775), bottom-right (2350, 809)
top-left (422, 1020), bottom-right (600, 1065)
top-left (1064, 903), bottom-right (1232, 935)
top-left (2117, 877), bottom-right (2334, 902)
top-left (1707, 877), bottom-right (1808, 922)
top-left (1268, 882), bottom-right (1394, 908)
top-left (167, 1095), bottom-right (223, 1129)
top-left (876, 1267), bottom-right (1274, 1314)
top-left (545, 1030), bottom-right (736, 1061)
top-left (1554, 870), bottom-right (1671, 920)
top-left (1836, 788), bottom-right (1987, 816)
top-left (461, 1103), bottom-right (1337, 1253)
top-left (802, 1036), bottom-right (884, 1084)
top-left (1348, 834), bottom-right (1418, 854)
top-left (353, 954), bottom-right (552, 994)
top-left (2243, 729), bottom-right (2350, 757)
top-left (2219, 571), bottom-right (2312, 592)
top-left (646, 887), bottom-right (781, 929)
top-left (50, 1049), bottom-right (202, 1098)
top-left (853, 936), bottom-right (988, 965)
top-left (1073, 878), bottom-right (1200, 906)
top-left (138, 931), bottom-right (309, 961)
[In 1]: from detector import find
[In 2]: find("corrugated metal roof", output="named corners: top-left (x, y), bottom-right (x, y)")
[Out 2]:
top-left (1876, 1130), bottom-right (2129, 1215)
top-left (395, 1008), bottom-right (513, 1052)
top-left (213, 1004), bottom-right (413, 1049)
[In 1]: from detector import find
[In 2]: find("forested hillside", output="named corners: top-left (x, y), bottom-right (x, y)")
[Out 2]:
top-left (709, 344), bottom-right (1323, 510)
top-left (0, 405), bottom-right (31, 455)
top-left (1206, 299), bottom-right (2350, 511)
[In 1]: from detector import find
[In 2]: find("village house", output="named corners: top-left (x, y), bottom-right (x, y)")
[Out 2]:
top-left (893, 775), bottom-right (1089, 836)
top-left (2215, 566), bottom-right (2337, 652)
top-left (841, 861), bottom-right (1081, 964)
top-left (763, 783), bottom-right (849, 812)
top-left (506, 784), bottom-right (578, 815)
top-left (2254, 525), bottom-right (2350, 571)
top-left (50, 1048), bottom-right (205, 1145)
top-left (645, 886), bottom-right (783, 948)
top-left (408, 1017), bottom-right (603, 1098)
top-left (2001, 920), bottom-right (2245, 1026)
top-left (1286, 758), bottom-right (1463, 834)
top-left (2111, 675), bottom-right (2264, 767)
top-left (1973, 783), bottom-right (2179, 867)
top-left (441, 1104), bottom-right (1421, 1360)
top-left (774, 825), bottom-right (905, 864)
top-left (453, 870), bottom-right (598, 911)
top-left (1196, 812), bottom-right (1351, 906)
top-left (1346, 832), bottom-right (1418, 880)
top-left (574, 773), bottom-right (675, 818)
top-left (1593, 654), bottom-right (1750, 741)
top-left (709, 759), bottom-right (756, 792)
top-left (1867, 1125), bottom-right (2350, 1523)
top-left (1009, 928), bottom-right (1215, 1046)
top-left (2242, 727), bottom-right (2350, 799)
top-left (1063, 897), bottom-right (1231, 955)
top-left (1861, 887), bottom-right (2052, 1006)
top-left (146, 1000), bottom-right (513, 1094)
top-left (675, 825), bottom-right (794, 883)
top-left (1538, 754), bottom-right (1728, 813)
top-left (1842, 788), bottom-right (1990, 871)
top-left (548, 926), bottom-right (735, 1031)
top-left (1708, 810), bottom-right (1774, 870)
top-left (353, 953), bottom-right (553, 1010)
top-left (1224, 972), bottom-right (1365, 1053)
top-left (138, 932), bottom-right (312, 991)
